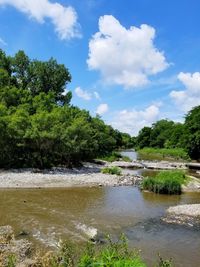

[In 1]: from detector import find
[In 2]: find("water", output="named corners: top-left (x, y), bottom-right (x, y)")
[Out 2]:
top-left (0, 187), bottom-right (200, 267)
top-left (120, 149), bottom-right (138, 160)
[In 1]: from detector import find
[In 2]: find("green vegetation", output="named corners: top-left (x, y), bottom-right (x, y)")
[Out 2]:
top-left (137, 148), bottom-right (190, 161)
top-left (184, 106), bottom-right (200, 160)
top-left (0, 49), bottom-right (133, 168)
top-left (142, 170), bottom-right (188, 194)
top-left (134, 115), bottom-right (200, 161)
top-left (99, 151), bottom-right (131, 162)
top-left (101, 166), bottom-right (122, 175)
top-left (30, 236), bottom-right (172, 267)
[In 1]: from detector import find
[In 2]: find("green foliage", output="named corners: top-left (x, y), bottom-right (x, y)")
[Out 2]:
top-left (135, 120), bottom-right (187, 156)
top-left (101, 166), bottom-right (122, 175)
top-left (142, 170), bottom-right (187, 194)
top-left (137, 148), bottom-right (190, 161)
top-left (4, 237), bottom-right (174, 267)
top-left (0, 49), bottom-right (132, 168)
top-left (6, 255), bottom-right (16, 267)
top-left (184, 105), bottom-right (200, 160)
top-left (42, 236), bottom-right (147, 267)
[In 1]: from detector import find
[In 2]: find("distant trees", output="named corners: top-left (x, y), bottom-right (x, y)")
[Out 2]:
top-left (0, 49), bottom-right (133, 168)
top-left (136, 120), bottom-right (184, 149)
top-left (135, 109), bottom-right (200, 161)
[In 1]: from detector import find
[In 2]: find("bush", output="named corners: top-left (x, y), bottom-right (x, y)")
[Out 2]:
top-left (101, 166), bottom-right (122, 175)
top-left (142, 171), bottom-right (188, 194)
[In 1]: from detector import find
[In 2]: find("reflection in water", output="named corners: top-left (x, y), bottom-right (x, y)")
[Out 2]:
top-left (0, 187), bottom-right (200, 267)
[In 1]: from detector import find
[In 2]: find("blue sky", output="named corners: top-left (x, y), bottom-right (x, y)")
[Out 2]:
top-left (0, 0), bottom-right (200, 135)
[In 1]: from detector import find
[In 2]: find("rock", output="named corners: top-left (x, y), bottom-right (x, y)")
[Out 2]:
top-left (0, 226), bottom-right (33, 266)
top-left (0, 225), bottom-right (14, 243)
top-left (90, 233), bottom-right (106, 244)
top-left (162, 204), bottom-right (200, 227)
top-left (17, 230), bottom-right (29, 237)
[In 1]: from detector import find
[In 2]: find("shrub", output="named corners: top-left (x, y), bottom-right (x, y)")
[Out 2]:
top-left (142, 171), bottom-right (187, 194)
top-left (101, 166), bottom-right (122, 175)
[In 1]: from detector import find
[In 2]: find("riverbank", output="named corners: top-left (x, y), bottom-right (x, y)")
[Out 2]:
top-left (162, 204), bottom-right (200, 228)
top-left (109, 160), bottom-right (187, 170)
top-left (0, 160), bottom-right (199, 190)
top-left (0, 163), bottom-right (143, 188)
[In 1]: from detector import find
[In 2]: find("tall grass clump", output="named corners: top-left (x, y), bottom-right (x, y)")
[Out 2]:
top-left (142, 170), bottom-right (188, 194)
top-left (101, 166), bottom-right (122, 175)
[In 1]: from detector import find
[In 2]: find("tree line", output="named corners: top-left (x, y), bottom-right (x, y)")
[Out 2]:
top-left (0, 49), bottom-right (133, 168)
top-left (135, 106), bottom-right (200, 160)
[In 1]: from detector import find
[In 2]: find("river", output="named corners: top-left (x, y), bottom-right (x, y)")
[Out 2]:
top-left (0, 187), bottom-right (200, 266)
top-left (0, 150), bottom-right (199, 266)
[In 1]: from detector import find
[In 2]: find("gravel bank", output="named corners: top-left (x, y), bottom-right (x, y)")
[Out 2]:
top-left (109, 160), bottom-right (187, 170)
top-left (0, 163), bottom-right (143, 188)
top-left (167, 204), bottom-right (200, 217)
top-left (162, 204), bottom-right (200, 227)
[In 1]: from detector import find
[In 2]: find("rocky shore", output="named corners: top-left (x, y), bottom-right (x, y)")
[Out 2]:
top-left (162, 204), bottom-right (200, 228)
top-left (108, 160), bottom-right (187, 170)
top-left (0, 226), bottom-right (33, 266)
top-left (0, 159), bottom-right (199, 190)
top-left (0, 162), bottom-right (143, 188)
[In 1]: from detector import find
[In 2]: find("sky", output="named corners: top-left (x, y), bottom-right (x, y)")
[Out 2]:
top-left (0, 0), bottom-right (200, 136)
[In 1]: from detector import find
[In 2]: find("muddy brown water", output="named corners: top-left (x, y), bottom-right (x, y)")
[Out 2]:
top-left (0, 186), bottom-right (200, 267)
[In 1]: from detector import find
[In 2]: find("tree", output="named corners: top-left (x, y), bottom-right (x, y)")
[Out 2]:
top-left (136, 127), bottom-right (152, 149)
top-left (184, 106), bottom-right (200, 160)
top-left (28, 58), bottom-right (71, 101)
top-left (150, 120), bottom-right (175, 148)
top-left (0, 48), bottom-right (132, 168)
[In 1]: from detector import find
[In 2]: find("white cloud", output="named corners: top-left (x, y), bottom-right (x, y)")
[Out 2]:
top-left (170, 72), bottom-right (200, 112)
top-left (111, 105), bottom-right (160, 136)
top-left (0, 0), bottom-right (80, 40)
top-left (75, 87), bottom-right (92, 100)
top-left (0, 37), bottom-right (7, 46)
top-left (96, 103), bottom-right (109, 115)
top-left (94, 91), bottom-right (101, 100)
top-left (87, 15), bottom-right (168, 88)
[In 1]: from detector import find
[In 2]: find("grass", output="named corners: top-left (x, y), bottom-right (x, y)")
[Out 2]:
top-left (99, 152), bottom-right (131, 162)
top-left (101, 166), bottom-right (122, 175)
top-left (142, 170), bottom-right (188, 194)
top-left (32, 235), bottom-right (173, 267)
top-left (137, 148), bottom-right (190, 161)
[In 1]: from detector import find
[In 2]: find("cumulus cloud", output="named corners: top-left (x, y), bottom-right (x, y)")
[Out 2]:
top-left (75, 87), bottom-right (92, 100)
top-left (87, 15), bottom-right (168, 88)
top-left (0, 0), bottom-right (80, 40)
top-left (96, 103), bottom-right (109, 115)
top-left (111, 105), bottom-right (160, 136)
top-left (170, 72), bottom-right (200, 112)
